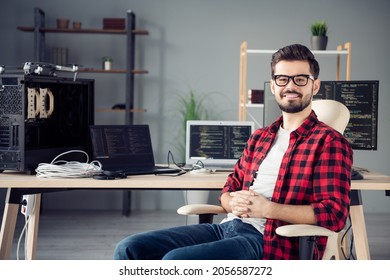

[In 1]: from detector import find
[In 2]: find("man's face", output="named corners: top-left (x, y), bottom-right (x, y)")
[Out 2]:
top-left (271, 60), bottom-right (320, 114)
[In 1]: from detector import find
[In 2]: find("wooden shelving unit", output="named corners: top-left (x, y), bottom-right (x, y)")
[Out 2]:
top-left (17, 7), bottom-right (149, 125)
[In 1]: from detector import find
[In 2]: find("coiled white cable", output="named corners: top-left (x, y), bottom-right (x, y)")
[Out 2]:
top-left (35, 150), bottom-right (102, 178)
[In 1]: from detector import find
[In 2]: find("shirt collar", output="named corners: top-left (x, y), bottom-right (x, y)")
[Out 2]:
top-left (268, 110), bottom-right (319, 137)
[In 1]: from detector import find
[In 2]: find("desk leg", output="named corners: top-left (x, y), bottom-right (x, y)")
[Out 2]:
top-left (26, 194), bottom-right (41, 260)
top-left (350, 189), bottom-right (371, 260)
top-left (0, 189), bottom-right (19, 259)
top-left (350, 205), bottom-right (371, 260)
top-left (122, 190), bottom-right (132, 216)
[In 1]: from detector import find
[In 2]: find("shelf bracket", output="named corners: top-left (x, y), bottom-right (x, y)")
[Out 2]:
top-left (34, 8), bottom-right (46, 61)
top-left (239, 41), bottom-right (248, 121)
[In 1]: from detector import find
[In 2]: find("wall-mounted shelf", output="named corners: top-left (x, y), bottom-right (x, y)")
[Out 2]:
top-left (245, 104), bottom-right (264, 108)
top-left (78, 69), bottom-right (148, 74)
top-left (17, 26), bottom-right (149, 35)
top-left (95, 108), bottom-right (147, 113)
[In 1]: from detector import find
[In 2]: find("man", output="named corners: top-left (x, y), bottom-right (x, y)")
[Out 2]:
top-left (114, 44), bottom-right (353, 260)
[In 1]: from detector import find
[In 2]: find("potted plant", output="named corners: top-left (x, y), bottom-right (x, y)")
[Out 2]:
top-left (310, 20), bottom-right (328, 50)
top-left (178, 90), bottom-right (208, 129)
top-left (175, 89), bottom-right (209, 160)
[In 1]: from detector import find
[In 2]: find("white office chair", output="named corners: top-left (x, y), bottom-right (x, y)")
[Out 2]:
top-left (177, 99), bottom-right (350, 260)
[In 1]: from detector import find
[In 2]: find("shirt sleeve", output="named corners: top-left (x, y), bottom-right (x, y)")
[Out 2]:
top-left (311, 132), bottom-right (353, 231)
top-left (220, 153), bottom-right (246, 195)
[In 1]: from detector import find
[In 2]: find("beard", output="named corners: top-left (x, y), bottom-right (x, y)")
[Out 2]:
top-left (276, 90), bottom-right (313, 113)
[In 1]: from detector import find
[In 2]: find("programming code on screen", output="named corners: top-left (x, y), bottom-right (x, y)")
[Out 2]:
top-left (316, 81), bottom-right (379, 150)
top-left (189, 125), bottom-right (252, 160)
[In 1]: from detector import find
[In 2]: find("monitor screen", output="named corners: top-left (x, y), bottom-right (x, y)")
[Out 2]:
top-left (263, 80), bottom-right (379, 150)
top-left (185, 120), bottom-right (255, 167)
top-left (316, 80), bottom-right (379, 150)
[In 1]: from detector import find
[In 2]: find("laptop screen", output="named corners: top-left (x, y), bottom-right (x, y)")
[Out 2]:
top-left (185, 120), bottom-right (255, 168)
top-left (89, 125), bottom-right (155, 169)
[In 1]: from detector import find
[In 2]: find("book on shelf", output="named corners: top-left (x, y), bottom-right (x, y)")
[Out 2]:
top-left (248, 89), bottom-right (264, 104)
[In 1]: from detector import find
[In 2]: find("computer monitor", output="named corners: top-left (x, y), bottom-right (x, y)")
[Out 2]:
top-left (185, 120), bottom-right (255, 168)
top-left (263, 80), bottom-right (379, 150)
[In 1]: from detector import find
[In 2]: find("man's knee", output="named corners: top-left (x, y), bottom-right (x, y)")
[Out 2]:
top-left (113, 236), bottom-right (144, 260)
top-left (162, 248), bottom-right (189, 260)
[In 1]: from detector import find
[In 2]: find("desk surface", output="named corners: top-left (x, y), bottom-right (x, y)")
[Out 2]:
top-left (351, 172), bottom-right (390, 190)
top-left (0, 170), bottom-right (389, 190)
top-left (0, 171), bottom-right (229, 190)
top-left (1, 170), bottom-right (389, 260)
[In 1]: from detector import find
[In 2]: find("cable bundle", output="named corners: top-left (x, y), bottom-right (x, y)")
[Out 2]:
top-left (35, 150), bottom-right (102, 178)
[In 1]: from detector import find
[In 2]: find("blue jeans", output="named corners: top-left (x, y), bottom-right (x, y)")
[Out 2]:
top-left (113, 219), bottom-right (264, 260)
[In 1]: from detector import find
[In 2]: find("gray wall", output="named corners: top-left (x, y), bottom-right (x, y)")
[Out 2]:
top-left (0, 0), bottom-right (389, 213)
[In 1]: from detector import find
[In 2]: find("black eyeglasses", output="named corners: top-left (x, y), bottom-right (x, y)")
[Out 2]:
top-left (273, 74), bottom-right (315, 87)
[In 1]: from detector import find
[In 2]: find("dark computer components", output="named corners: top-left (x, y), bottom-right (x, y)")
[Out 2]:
top-left (0, 75), bottom-right (94, 174)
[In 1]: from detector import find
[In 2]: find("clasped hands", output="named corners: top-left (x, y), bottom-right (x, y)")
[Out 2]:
top-left (229, 190), bottom-right (270, 218)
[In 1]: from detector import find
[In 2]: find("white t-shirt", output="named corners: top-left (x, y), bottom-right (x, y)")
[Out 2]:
top-left (220, 126), bottom-right (290, 234)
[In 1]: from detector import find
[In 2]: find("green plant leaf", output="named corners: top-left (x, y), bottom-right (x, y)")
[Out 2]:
top-left (310, 21), bottom-right (328, 36)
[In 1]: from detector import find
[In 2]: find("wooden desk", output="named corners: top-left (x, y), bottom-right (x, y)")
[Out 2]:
top-left (0, 171), bottom-right (228, 260)
top-left (1, 171), bottom-right (389, 260)
top-left (347, 172), bottom-right (390, 260)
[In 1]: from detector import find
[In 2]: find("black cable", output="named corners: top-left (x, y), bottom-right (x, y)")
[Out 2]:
top-left (167, 150), bottom-right (187, 172)
top-left (166, 150), bottom-right (207, 173)
top-left (349, 228), bottom-right (356, 260)
top-left (340, 216), bottom-right (356, 260)
top-left (341, 223), bottom-right (351, 259)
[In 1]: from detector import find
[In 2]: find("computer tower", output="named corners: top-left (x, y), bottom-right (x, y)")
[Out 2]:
top-left (0, 74), bottom-right (94, 174)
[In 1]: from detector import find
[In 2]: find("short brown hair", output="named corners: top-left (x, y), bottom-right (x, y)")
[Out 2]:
top-left (271, 44), bottom-right (320, 79)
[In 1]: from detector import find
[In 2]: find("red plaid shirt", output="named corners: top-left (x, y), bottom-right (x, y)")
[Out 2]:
top-left (221, 111), bottom-right (353, 259)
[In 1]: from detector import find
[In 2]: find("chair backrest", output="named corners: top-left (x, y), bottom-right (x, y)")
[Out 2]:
top-left (312, 99), bottom-right (350, 134)
top-left (311, 99), bottom-right (350, 259)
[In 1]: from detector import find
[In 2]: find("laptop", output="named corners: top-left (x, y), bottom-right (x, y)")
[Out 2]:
top-left (89, 125), bottom-right (181, 175)
top-left (184, 120), bottom-right (255, 171)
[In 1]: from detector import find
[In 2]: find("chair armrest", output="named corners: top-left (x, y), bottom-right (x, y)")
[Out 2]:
top-left (276, 224), bottom-right (337, 238)
top-left (177, 204), bottom-right (227, 215)
top-left (276, 224), bottom-right (340, 260)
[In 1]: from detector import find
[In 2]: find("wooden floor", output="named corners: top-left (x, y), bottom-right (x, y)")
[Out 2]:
top-left (5, 210), bottom-right (390, 260)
